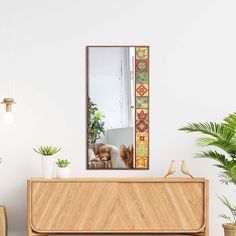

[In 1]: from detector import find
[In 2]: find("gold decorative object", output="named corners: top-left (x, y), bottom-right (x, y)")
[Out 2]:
top-left (181, 160), bottom-right (194, 178)
top-left (0, 205), bottom-right (7, 236)
top-left (163, 160), bottom-right (176, 178)
top-left (1, 98), bottom-right (15, 112)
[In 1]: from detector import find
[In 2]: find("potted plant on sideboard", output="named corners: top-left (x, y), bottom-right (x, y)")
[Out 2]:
top-left (56, 159), bottom-right (71, 178)
top-left (179, 112), bottom-right (236, 236)
top-left (34, 146), bottom-right (61, 179)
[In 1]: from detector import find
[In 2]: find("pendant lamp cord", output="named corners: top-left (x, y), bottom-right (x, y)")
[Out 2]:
top-left (7, 1), bottom-right (10, 98)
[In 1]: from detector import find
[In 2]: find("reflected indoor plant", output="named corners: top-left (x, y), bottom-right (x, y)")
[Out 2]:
top-left (179, 113), bottom-right (236, 236)
top-left (88, 97), bottom-right (105, 144)
top-left (34, 146), bottom-right (61, 179)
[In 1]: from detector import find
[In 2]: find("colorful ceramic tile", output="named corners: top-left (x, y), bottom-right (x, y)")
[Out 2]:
top-left (136, 84), bottom-right (149, 96)
top-left (136, 130), bottom-right (149, 146)
top-left (136, 109), bottom-right (149, 121)
top-left (136, 97), bottom-right (148, 109)
top-left (136, 60), bottom-right (149, 72)
top-left (136, 157), bottom-right (147, 168)
top-left (136, 47), bottom-right (148, 59)
top-left (136, 72), bottom-right (149, 84)
top-left (135, 46), bottom-right (149, 169)
top-left (136, 119), bottom-right (148, 132)
top-left (136, 144), bottom-right (148, 157)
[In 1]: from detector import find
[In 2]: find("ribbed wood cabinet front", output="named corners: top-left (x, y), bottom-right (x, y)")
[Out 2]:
top-left (28, 178), bottom-right (208, 235)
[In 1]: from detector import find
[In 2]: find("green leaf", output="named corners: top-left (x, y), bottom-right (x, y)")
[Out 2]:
top-left (218, 195), bottom-right (236, 223)
top-left (196, 150), bottom-right (236, 184)
top-left (56, 159), bottom-right (71, 168)
top-left (33, 146), bottom-right (61, 156)
top-left (179, 122), bottom-right (234, 141)
top-left (224, 113), bottom-right (236, 131)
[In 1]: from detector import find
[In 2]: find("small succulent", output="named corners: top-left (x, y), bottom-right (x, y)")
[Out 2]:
top-left (56, 159), bottom-right (71, 168)
top-left (33, 146), bottom-right (61, 156)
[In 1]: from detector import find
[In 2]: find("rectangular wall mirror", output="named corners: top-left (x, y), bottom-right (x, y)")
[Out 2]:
top-left (87, 46), bottom-right (149, 169)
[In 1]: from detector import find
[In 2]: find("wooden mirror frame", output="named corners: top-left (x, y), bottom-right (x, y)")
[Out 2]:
top-left (86, 46), bottom-right (150, 169)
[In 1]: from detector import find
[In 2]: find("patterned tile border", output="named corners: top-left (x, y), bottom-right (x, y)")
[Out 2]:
top-left (135, 47), bottom-right (149, 169)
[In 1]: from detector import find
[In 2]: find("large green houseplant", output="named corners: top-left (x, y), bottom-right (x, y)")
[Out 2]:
top-left (180, 113), bottom-right (236, 236)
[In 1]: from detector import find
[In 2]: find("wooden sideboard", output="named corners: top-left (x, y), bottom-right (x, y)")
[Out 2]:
top-left (27, 178), bottom-right (208, 236)
top-left (0, 206), bottom-right (7, 236)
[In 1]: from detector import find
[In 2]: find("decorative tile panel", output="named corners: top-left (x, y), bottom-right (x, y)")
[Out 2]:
top-left (135, 46), bottom-right (149, 168)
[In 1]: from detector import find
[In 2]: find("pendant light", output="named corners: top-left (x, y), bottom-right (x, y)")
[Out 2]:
top-left (3, 2), bottom-right (16, 124)
top-left (2, 98), bottom-right (15, 124)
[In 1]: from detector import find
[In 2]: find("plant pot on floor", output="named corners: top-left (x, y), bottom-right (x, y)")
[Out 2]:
top-left (42, 157), bottom-right (56, 179)
top-left (56, 167), bottom-right (70, 178)
top-left (223, 224), bottom-right (236, 236)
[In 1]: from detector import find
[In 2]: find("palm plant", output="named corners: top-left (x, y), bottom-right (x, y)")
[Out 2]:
top-left (179, 112), bottom-right (236, 224)
top-left (218, 195), bottom-right (236, 224)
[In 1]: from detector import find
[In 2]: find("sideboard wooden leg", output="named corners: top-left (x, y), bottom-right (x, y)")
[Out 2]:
top-left (28, 229), bottom-right (50, 236)
top-left (0, 206), bottom-right (7, 236)
top-left (191, 229), bottom-right (208, 236)
top-left (28, 226), bottom-right (50, 236)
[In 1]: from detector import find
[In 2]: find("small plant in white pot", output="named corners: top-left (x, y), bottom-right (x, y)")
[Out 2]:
top-left (34, 146), bottom-right (61, 179)
top-left (56, 159), bottom-right (71, 178)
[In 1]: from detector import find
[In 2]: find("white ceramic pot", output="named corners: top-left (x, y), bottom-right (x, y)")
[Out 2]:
top-left (41, 156), bottom-right (55, 179)
top-left (56, 167), bottom-right (70, 178)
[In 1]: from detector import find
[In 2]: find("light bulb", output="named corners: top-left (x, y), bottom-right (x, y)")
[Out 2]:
top-left (3, 112), bottom-right (14, 124)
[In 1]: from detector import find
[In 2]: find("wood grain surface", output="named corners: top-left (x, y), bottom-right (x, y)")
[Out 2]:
top-left (0, 206), bottom-right (7, 236)
top-left (28, 178), bottom-right (208, 236)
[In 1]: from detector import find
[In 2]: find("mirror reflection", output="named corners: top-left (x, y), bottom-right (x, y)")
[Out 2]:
top-left (87, 47), bottom-right (135, 169)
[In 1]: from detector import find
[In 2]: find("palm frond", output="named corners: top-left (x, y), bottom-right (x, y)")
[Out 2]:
top-left (179, 122), bottom-right (234, 141)
top-left (218, 195), bottom-right (236, 223)
top-left (218, 172), bottom-right (236, 185)
top-left (224, 113), bottom-right (236, 131)
top-left (196, 137), bottom-right (217, 146)
top-left (197, 151), bottom-right (236, 184)
top-left (196, 150), bottom-right (228, 163)
top-left (219, 214), bottom-right (234, 223)
top-left (196, 137), bottom-right (236, 157)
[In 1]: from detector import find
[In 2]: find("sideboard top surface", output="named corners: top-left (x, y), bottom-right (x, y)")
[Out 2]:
top-left (29, 177), bottom-right (208, 183)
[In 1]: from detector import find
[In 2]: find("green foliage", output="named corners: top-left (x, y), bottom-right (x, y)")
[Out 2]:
top-left (219, 195), bottom-right (236, 224)
top-left (179, 113), bottom-right (236, 185)
top-left (56, 159), bottom-right (71, 168)
top-left (33, 146), bottom-right (61, 156)
top-left (88, 97), bottom-right (105, 144)
top-left (179, 112), bottom-right (236, 223)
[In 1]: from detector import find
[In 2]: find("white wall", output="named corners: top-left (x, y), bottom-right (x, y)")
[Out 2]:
top-left (0, 0), bottom-right (235, 235)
